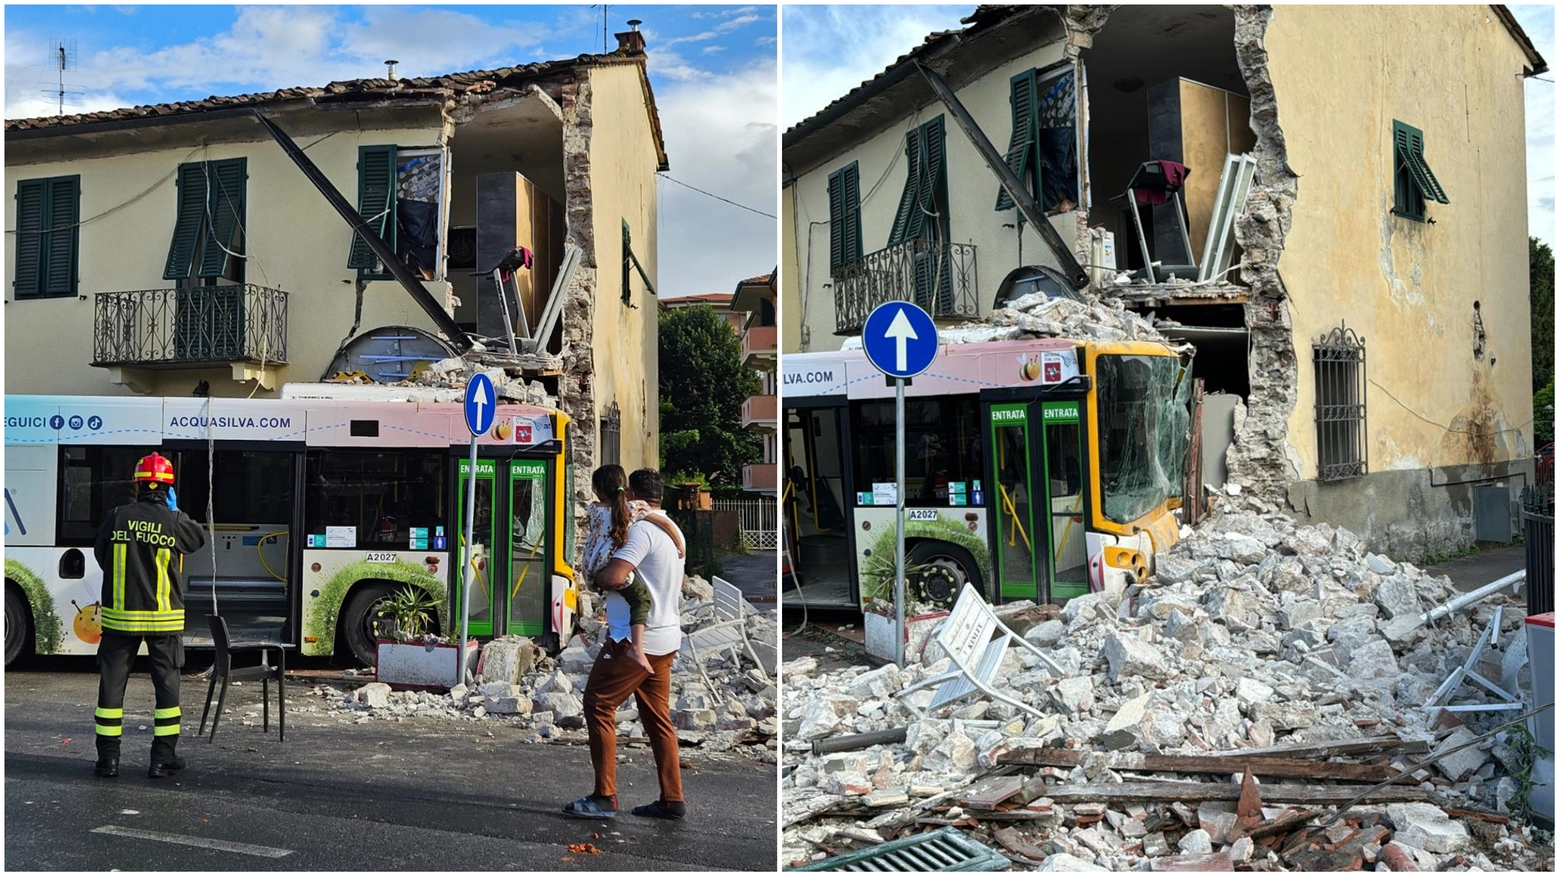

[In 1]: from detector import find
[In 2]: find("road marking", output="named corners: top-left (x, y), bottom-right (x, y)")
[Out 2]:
top-left (90, 825), bottom-right (293, 858)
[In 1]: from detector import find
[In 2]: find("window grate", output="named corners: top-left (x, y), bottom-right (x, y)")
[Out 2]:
top-left (599, 405), bottom-right (621, 467)
top-left (792, 827), bottom-right (1010, 872)
top-left (1313, 322), bottom-right (1367, 481)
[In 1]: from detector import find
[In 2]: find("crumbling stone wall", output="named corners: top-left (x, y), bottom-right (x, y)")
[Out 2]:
top-left (559, 79), bottom-right (599, 561)
top-left (1225, 6), bottom-right (1301, 504)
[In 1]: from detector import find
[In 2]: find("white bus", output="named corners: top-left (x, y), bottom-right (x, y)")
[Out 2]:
top-left (4, 392), bottom-right (578, 666)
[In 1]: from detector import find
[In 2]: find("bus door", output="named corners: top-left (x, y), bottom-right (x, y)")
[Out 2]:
top-left (455, 457), bottom-right (549, 637)
top-left (984, 399), bottom-right (1090, 605)
top-left (782, 403), bottom-right (855, 607)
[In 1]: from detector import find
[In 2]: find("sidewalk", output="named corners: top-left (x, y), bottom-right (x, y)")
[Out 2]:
top-left (713, 550), bottom-right (777, 605)
top-left (1421, 543), bottom-right (1527, 594)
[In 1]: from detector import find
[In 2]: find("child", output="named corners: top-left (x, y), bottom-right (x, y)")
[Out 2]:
top-left (581, 465), bottom-right (685, 673)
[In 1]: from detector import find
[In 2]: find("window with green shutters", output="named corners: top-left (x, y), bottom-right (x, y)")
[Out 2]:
top-left (348, 145), bottom-right (398, 277)
top-left (887, 116), bottom-right (952, 312)
top-left (163, 158), bottom-right (247, 283)
top-left (1392, 121), bottom-right (1448, 223)
top-left (827, 162), bottom-right (863, 274)
top-left (996, 69), bottom-right (1040, 212)
top-left (12, 175), bottom-right (80, 299)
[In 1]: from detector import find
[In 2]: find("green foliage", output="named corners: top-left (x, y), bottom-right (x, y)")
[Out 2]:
top-left (1532, 238), bottom-right (1554, 394)
top-left (859, 518), bottom-right (993, 603)
top-left (305, 559), bottom-right (447, 657)
top-left (377, 585), bottom-right (442, 640)
top-left (658, 304), bottom-right (763, 487)
top-left (5, 560), bottom-right (62, 654)
top-left (665, 470), bottom-right (712, 491)
top-left (1536, 378), bottom-right (1554, 445)
top-left (1504, 725), bottom-right (1550, 824)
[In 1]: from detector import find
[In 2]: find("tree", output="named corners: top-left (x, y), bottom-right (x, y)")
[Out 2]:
top-left (658, 304), bottom-right (762, 486)
top-left (1532, 237), bottom-right (1554, 394)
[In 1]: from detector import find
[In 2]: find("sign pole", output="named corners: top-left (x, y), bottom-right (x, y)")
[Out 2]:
top-left (894, 376), bottom-right (907, 668)
top-left (458, 435), bottom-right (478, 686)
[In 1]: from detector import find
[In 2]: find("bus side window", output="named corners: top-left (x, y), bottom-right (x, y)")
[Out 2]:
top-left (59, 548), bottom-right (85, 579)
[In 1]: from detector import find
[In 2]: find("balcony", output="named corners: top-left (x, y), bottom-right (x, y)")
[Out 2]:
top-left (741, 324), bottom-right (777, 368)
top-left (741, 394), bottom-right (777, 432)
top-left (92, 285), bottom-right (288, 372)
top-left (742, 462), bottom-right (778, 493)
top-left (833, 239), bottom-right (978, 335)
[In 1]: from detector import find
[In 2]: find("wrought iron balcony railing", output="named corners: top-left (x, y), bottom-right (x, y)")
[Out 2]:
top-left (92, 285), bottom-right (288, 369)
top-left (833, 239), bottom-right (977, 336)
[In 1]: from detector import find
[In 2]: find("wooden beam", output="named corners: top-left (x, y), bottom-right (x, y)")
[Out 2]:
top-left (993, 748), bottom-right (1400, 782)
top-left (1037, 782), bottom-right (1432, 805)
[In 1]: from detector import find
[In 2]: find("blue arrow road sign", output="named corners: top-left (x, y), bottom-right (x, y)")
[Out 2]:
top-left (464, 373), bottom-right (497, 436)
top-left (862, 301), bottom-right (938, 379)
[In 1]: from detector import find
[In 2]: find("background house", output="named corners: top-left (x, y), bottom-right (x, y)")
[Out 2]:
top-left (781, 4), bottom-right (1546, 559)
top-left (6, 30), bottom-right (668, 509)
top-left (663, 291), bottom-right (745, 334)
top-left (733, 271), bottom-right (779, 496)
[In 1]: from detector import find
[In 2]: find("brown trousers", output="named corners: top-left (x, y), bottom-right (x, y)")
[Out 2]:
top-left (583, 638), bottom-right (683, 803)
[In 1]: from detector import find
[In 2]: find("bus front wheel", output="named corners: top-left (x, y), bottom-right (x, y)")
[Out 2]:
top-left (341, 584), bottom-right (396, 668)
top-left (907, 543), bottom-right (982, 608)
top-left (5, 586), bottom-right (30, 667)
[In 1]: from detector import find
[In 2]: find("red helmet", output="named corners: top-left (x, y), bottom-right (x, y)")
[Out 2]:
top-left (134, 453), bottom-right (175, 486)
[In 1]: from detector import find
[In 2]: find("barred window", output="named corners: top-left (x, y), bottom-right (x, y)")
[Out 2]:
top-left (1314, 323), bottom-right (1367, 481)
top-left (599, 404), bottom-right (621, 467)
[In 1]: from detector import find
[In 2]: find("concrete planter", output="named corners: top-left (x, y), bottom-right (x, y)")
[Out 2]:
top-left (375, 638), bottom-right (479, 691)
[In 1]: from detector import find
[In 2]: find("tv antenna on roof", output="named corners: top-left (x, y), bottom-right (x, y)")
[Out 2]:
top-left (45, 38), bottom-right (83, 115)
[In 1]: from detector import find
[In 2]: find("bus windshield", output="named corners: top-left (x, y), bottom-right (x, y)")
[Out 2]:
top-left (1095, 353), bottom-right (1191, 524)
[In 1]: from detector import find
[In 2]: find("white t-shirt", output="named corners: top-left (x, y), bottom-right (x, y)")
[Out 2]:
top-left (603, 511), bottom-right (685, 656)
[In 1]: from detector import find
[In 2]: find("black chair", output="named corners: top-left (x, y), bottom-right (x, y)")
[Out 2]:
top-left (198, 615), bottom-right (291, 743)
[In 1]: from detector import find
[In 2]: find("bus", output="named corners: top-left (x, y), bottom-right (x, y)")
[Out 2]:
top-left (3, 391), bottom-right (578, 667)
top-left (783, 337), bottom-right (1190, 612)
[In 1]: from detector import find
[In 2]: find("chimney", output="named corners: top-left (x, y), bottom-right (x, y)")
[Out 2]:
top-left (614, 19), bottom-right (645, 53)
top-left (384, 59), bottom-right (399, 81)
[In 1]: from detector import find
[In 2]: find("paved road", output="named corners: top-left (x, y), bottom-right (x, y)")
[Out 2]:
top-left (715, 551), bottom-right (777, 605)
top-left (5, 666), bottom-right (776, 871)
top-left (1421, 543), bottom-right (1528, 595)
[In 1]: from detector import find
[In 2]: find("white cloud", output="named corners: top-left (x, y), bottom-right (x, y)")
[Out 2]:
top-left (655, 58), bottom-right (779, 295)
top-left (781, 4), bottom-right (971, 127)
top-left (703, 45), bottom-right (726, 55)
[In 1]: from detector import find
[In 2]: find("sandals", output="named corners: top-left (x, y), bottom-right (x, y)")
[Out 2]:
top-left (632, 800), bottom-right (686, 821)
top-left (562, 795), bottom-right (617, 819)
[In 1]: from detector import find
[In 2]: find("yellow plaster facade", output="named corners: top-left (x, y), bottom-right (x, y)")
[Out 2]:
top-left (1266, 5), bottom-right (1536, 476)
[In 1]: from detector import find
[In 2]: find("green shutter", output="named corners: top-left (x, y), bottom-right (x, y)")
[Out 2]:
top-left (349, 145), bottom-right (397, 271)
top-left (888, 127), bottom-right (924, 246)
top-left (164, 163), bottom-right (207, 280)
top-left (842, 162), bottom-right (862, 265)
top-left (829, 163), bottom-right (864, 272)
top-left (43, 176), bottom-right (80, 295)
top-left (996, 70), bottom-right (1038, 211)
top-left (1393, 121), bottom-right (1448, 209)
top-left (197, 159), bottom-right (246, 278)
top-left (14, 179), bottom-right (45, 296)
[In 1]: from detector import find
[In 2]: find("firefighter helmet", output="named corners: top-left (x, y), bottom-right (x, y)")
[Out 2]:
top-left (133, 453), bottom-right (175, 486)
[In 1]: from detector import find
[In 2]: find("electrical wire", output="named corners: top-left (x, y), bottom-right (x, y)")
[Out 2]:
top-left (4, 144), bottom-right (205, 235)
top-left (656, 172), bottom-right (776, 219)
top-left (1368, 378), bottom-right (1536, 438)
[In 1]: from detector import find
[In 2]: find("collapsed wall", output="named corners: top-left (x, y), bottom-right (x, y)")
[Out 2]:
top-left (1225, 5), bottom-right (1302, 505)
top-left (558, 78), bottom-right (602, 560)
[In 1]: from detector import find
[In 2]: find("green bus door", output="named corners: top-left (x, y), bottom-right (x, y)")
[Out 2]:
top-left (988, 400), bottom-right (1089, 604)
top-left (456, 458), bottom-right (549, 637)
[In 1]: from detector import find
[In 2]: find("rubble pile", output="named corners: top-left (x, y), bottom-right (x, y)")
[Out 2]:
top-left (782, 492), bottom-right (1550, 870)
top-left (300, 577), bottom-right (777, 760)
top-left (407, 357), bottom-right (556, 407)
top-left (841, 292), bottom-right (1189, 351)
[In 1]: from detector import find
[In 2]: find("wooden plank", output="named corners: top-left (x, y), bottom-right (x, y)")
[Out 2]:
top-left (1150, 851), bottom-right (1235, 872)
top-left (1038, 782), bottom-right (1431, 805)
top-left (962, 775), bottom-right (1024, 810)
top-left (1224, 735), bottom-right (1429, 758)
top-left (994, 748), bottom-right (1399, 782)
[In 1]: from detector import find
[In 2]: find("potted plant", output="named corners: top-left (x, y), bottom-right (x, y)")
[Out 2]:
top-left (373, 585), bottom-right (477, 691)
top-left (669, 471), bottom-right (713, 510)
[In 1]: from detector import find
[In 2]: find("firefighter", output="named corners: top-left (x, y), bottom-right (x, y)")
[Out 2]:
top-left (91, 452), bottom-right (206, 779)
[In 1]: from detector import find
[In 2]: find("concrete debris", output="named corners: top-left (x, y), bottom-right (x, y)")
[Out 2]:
top-left (783, 496), bottom-right (1545, 870)
top-left (297, 581), bottom-right (776, 762)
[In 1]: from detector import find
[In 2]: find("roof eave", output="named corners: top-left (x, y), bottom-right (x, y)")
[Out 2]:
top-left (1492, 5), bottom-right (1549, 75)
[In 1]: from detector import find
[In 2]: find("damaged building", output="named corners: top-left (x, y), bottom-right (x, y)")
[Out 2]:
top-left (780, 4), bottom-right (1546, 561)
top-left (5, 28), bottom-right (668, 506)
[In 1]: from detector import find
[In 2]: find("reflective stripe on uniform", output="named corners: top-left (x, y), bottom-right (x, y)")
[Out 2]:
top-left (95, 705), bottom-right (124, 737)
top-left (95, 706), bottom-right (124, 720)
top-left (153, 724), bottom-right (180, 736)
top-left (112, 543), bottom-right (127, 610)
top-left (96, 724), bottom-right (124, 737)
top-left (155, 547), bottom-right (172, 612)
top-left (99, 607), bottom-right (184, 633)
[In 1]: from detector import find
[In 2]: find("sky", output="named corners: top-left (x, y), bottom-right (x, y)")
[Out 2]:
top-left (783, 4), bottom-right (1557, 248)
top-left (2, 4), bottom-right (778, 298)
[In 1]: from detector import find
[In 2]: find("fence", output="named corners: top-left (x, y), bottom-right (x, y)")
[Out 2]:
top-left (713, 496), bottom-right (779, 551)
top-left (1522, 483), bottom-right (1554, 617)
top-left (666, 508), bottom-right (719, 579)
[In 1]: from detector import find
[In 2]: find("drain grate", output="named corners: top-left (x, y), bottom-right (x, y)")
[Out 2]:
top-left (792, 827), bottom-right (1011, 871)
